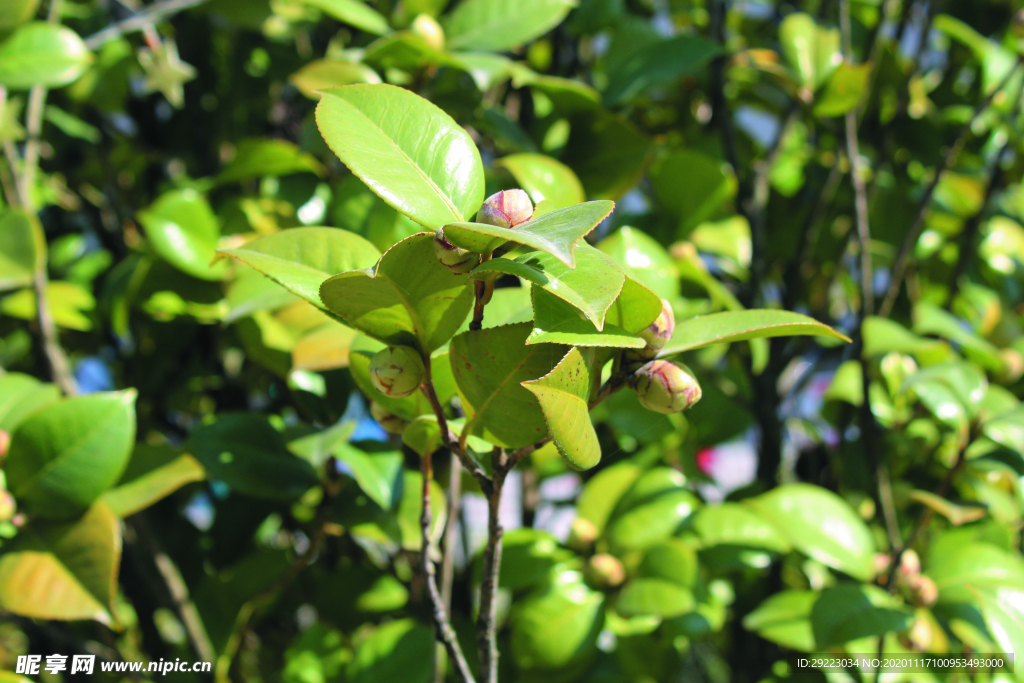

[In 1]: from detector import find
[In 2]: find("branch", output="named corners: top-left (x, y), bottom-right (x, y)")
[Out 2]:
top-left (421, 374), bottom-right (491, 494)
top-left (84, 0), bottom-right (211, 49)
top-left (879, 57), bottom-right (1024, 317)
top-left (436, 453), bottom-right (463, 683)
top-left (477, 449), bottom-right (507, 683)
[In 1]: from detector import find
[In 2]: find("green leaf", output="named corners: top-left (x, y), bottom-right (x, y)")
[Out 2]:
top-left (0, 502), bottom-right (120, 625)
top-left (444, 0), bottom-right (576, 52)
top-left (0, 22), bottom-right (92, 90)
top-left (913, 302), bottom-right (1003, 372)
top-left (0, 0), bottom-right (40, 31)
top-left (330, 175), bottom-right (422, 252)
top-left (747, 483), bottom-right (876, 580)
top-left (396, 470), bottom-right (445, 551)
top-left (447, 199), bottom-right (614, 268)
top-left (862, 315), bottom-right (950, 359)
top-left (973, 585), bottom-right (1024, 680)
top-left (450, 321), bottom-right (569, 448)
top-left (320, 233), bottom-right (474, 352)
top-left (562, 109), bottom-right (651, 199)
top-left (220, 227), bottom-right (381, 310)
top-left (496, 153), bottom-right (585, 210)
top-left (316, 84), bottom-right (484, 229)
top-left (603, 35), bottom-right (721, 104)
top-left (493, 528), bottom-right (573, 591)
top-left (522, 347), bottom-right (601, 470)
top-left (743, 590), bottom-right (817, 651)
top-left (779, 13), bottom-right (841, 91)
top-left (0, 373), bottom-right (58, 433)
top-left (43, 105), bottom-right (100, 142)
top-left (295, 0), bottom-right (391, 35)
top-left (0, 280), bottom-right (95, 331)
top-left (907, 378), bottom-right (969, 439)
top-left (289, 59), bottom-right (380, 99)
top-left (603, 270), bottom-right (663, 335)
top-left (691, 503), bottom-right (792, 553)
top-left (347, 619), bottom-right (432, 683)
top-left (5, 391), bottom-right (137, 520)
top-left (607, 487), bottom-right (699, 553)
top-left (292, 323), bottom-right (358, 371)
top-left (511, 571), bottom-right (604, 672)
top-left (216, 139), bottom-right (325, 184)
top-left (927, 542), bottom-right (1024, 604)
top-left (597, 226), bottom-right (680, 300)
top-left (813, 62), bottom-right (871, 117)
top-left (188, 414), bottom-right (319, 500)
top-left (617, 578), bottom-right (694, 618)
top-left (528, 287), bottom-right (645, 348)
top-left (0, 210), bottom-right (43, 291)
top-left (286, 420), bottom-right (357, 468)
top-left (811, 584), bottom-right (913, 648)
top-left (334, 444), bottom-right (401, 511)
top-left (575, 462), bottom-right (642, 534)
top-left (985, 408), bottom-right (1024, 454)
top-left (138, 189), bottom-right (227, 281)
top-left (100, 444), bottom-right (205, 518)
top-left (658, 310), bottom-right (850, 358)
top-left (639, 539), bottom-right (698, 587)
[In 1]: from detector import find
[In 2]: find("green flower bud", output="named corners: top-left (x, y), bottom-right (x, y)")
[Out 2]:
top-left (0, 491), bottom-right (15, 523)
top-left (433, 229), bottom-right (479, 274)
top-left (369, 346), bottom-right (425, 398)
top-left (411, 14), bottom-right (445, 50)
top-left (0, 430), bottom-right (8, 459)
top-left (567, 517), bottom-right (598, 551)
top-left (629, 360), bottom-right (702, 414)
top-left (586, 553), bottom-right (625, 589)
top-left (370, 401), bottom-right (409, 435)
top-left (476, 189), bottom-right (533, 229)
top-left (636, 298), bottom-right (675, 358)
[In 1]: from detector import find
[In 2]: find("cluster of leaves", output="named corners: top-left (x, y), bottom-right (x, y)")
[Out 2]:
top-left (0, 0), bottom-right (1023, 682)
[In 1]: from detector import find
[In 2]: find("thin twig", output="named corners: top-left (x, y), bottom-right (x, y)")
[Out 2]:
top-left (477, 449), bottom-right (507, 683)
top-left (879, 57), bottom-right (1024, 317)
top-left (436, 453), bottom-right (463, 683)
top-left (84, 0), bottom-right (211, 49)
top-left (421, 372), bottom-right (491, 494)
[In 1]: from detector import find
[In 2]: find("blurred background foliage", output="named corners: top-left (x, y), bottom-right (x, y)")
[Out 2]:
top-left (1, 0), bottom-right (1024, 681)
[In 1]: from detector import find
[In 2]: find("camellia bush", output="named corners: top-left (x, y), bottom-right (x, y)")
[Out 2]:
top-left (0, 0), bottom-right (1023, 682)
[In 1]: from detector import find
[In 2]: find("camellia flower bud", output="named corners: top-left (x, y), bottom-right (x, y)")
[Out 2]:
top-left (369, 346), bottom-right (425, 398)
top-left (586, 553), bottom-right (626, 589)
top-left (0, 491), bottom-right (14, 523)
top-left (433, 229), bottom-right (479, 274)
top-left (636, 298), bottom-right (675, 358)
top-left (567, 517), bottom-right (598, 551)
top-left (476, 189), bottom-right (533, 229)
top-left (0, 430), bottom-right (9, 459)
top-left (908, 574), bottom-right (938, 607)
top-left (411, 14), bottom-right (445, 50)
top-left (629, 360), bottom-right (702, 414)
top-left (370, 401), bottom-right (409, 435)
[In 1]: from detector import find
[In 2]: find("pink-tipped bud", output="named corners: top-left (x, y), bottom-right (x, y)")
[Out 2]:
top-left (368, 346), bottom-right (425, 398)
top-left (433, 229), bottom-right (479, 274)
top-left (586, 553), bottom-right (626, 589)
top-left (635, 299), bottom-right (675, 358)
top-left (0, 491), bottom-right (15, 523)
top-left (0, 430), bottom-right (9, 459)
top-left (567, 517), bottom-right (599, 551)
top-left (370, 401), bottom-right (409, 435)
top-left (629, 360), bottom-right (702, 414)
top-left (908, 574), bottom-right (938, 607)
top-left (476, 189), bottom-right (533, 229)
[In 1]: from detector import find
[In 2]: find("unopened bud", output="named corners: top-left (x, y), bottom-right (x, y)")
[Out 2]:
top-left (629, 360), bottom-right (702, 414)
top-left (898, 549), bottom-right (921, 579)
top-left (872, 552), bottom-right (892, 577)
top-left (370, 401), bottom-right (409, 435)
top-left (411, 14), bottom-right (445, 50)
top-left (586, 553), bottom-right (625, 589)
top-left (908, 574), bottom-right (938, 607)
top-left (368, 346), bottom-right (425, 398)
top-left (476, 189), bottom-right (533, 229)
top-left (567, 517), bottom-right (598, 551)
top-left (635, 299), bottom-right (675, 358)
top-left (433, 229), bottom-right (479, 274)
top-left (0, 430), bottom-right (9, 459)
top-left (0, 491), bottom-right (15, 523)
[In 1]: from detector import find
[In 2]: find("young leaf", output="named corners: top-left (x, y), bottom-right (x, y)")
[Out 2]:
top-left (0, 502), bottom-right (120, 625)
top-left (138, 189), bottom-right (227, 281)
top-left (5, 390), bottom-right (137, 520)
top-left (523, 347), bottom-right (601, 470)
top-left (316, 84), bottom-right (484, 229)
top-left (658, 310), bottom-right (850, 358)
top-left (0, 23), bottom-right (92, 90)
top-left (446, 199), bottom-right (614, 267)
top-left (451, 322), bottom-right (569, 448)
top-left (100, 444), bottom-right (205, 518)
top-left (320, 233), bottom-right (474, 353)
top-left (444, 0), bottom-right (576, 52)
top-left (219, 227), bottom-right (381, 310)
top-left (289, 59), bottom-right (381, 99)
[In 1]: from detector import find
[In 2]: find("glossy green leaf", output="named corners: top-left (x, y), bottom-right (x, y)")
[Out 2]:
top-left (334, 444), bottom-right (401, 511)
top-left (604, 35), bottom-right (720, 104)
top-left (618, 578), bottom-right (694, 618)
top-left (813, 62), bottom-right (871, 117)
top-left (575, 462), bottom-right (642, 534)
top-left (216, 139), bottom-right (325, 184)
top-left (316, 84), bottom-right (484, 229)
top-left (286, 421), bottom-right (357, 468)
top-left (447, 199), bottom-right (614, 268)
top-left (985, 408), bottom-right (1024, 454)
top-left (188, 414), bottom-right (319, 500)
top-left (361, 31), bottom-right (459, 72)
top-left (0, 373), bottom-right (58, 433)
top-left (811, 584), bottom-right (913, 648)
top-left (908, 379), bottom-right (968, 439)
top-left (5, 391), bottom-right (136, 519)
top-left (0, 0), bottom-right (40, 31)
top-left (528, 287), bottom-right (645, 348)
top-left (862, 315), bottom-right (950, 359)
top-left (296, 0), bottom-right (391, 35)
top-left (748, 484), bottom-right (875, 580)
top-left (913, 302), bottom-right (1003, 371)
top-left (138, 189), bottom-right (226, 281)
top-left (511, 571), bottom-right (604, 672)
top-left (494, 529), bottom-right (573, 591)
top-left (779, 13), bottom-right (840, 91)
top-left (597, 226), bottom-right (680, 300)
top-left (928, 542), bottom-right (1024, 604)
top-left (400, 415), bottom-right (444, 458)
top-left (607, 489), bottom-right (699, 553)
top-left (444, 0), bottom-right (576, 52)
top-left (320, 233), bottom-right (474, 352)
top-left (973, 585), bottom-right (1024, 679)
top-left (691, 503), bottom-right (792, 553)
top-left (743, 590), bottom-right (816, 651)
top-left (330, 175), bottom-right (422, 252)
top-left (451, 322), bottom-right (568, 448)
top-left (220, 227), bottom-right (381, 310)
top-left (101, 444), bottom-right (204, 518)
top-left (824, 359), bottom-right (863, 406)
top-left (496, 153), bottom-right (585, 209)
top-left (0, 210), bottom-right (42, 291)
top-left (658, 310), bottom-right (850, 358)
top-left (639, 540), bottom-right (698, 587)
top-left (355, 575), bottom-right (409, 612)
top-left (289, 59), bottom-right (380, 99)
top-left (522, 347), bottom-right (601, 470)
top-left (604, 270), bottom-right (664, 335)
top-left (292, 322), bottom-right (358, 371)
top-left (0, 502), bottom-right (120, 625)
top-left (346, 619), bottom-right (432, 683)
top-left (0, 22), bottom-right (92, 90)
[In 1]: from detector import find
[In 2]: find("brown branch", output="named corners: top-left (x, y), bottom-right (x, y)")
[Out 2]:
top-left (421, 371), bottom-right (491, 494)
top-left (477, 449), bottom-right (507, 683)
top-left (84, 0), bottom-right (211, 49)
top-left (436, 453), bottom-right (463, 683)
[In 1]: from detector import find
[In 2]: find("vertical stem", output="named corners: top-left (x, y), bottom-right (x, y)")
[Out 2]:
top-left (435, 454), bottom-right (462, 683)
top-left (477, 450), bottom-right (506, 683)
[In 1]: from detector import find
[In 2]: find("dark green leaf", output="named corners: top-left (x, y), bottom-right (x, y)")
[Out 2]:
top-left (604, 36), bottom-right (721, 104)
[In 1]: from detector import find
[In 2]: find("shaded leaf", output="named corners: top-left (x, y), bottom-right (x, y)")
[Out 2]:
top-left (0, 210), bottom-right (42, 291)
top-left (528, 287), bottom-right (645, 348)
top-left (0, 373), bottom-right (59, 433)
top-left (604, 35), bottom-right (720, 104)
top-left (523, 347), bottom-right (601, 469)
top-left (743, 590), bottom-right (817, 651)
top-left (101, 444), bottom-right (204, 518)
top-left (138, 189), bottom-right (227, 281)
top-left (216, 139), bottom-right (325, 184)
top-left (289, 59), bottom-right (381, 99)
top-left (347, 619), bottom-right (432, 683)
top-left (810, 584), bottom-right (913, 648)
top-left (597, 226), bottom-right (680, 300)
top-left (617, 578), bottom-right (695, 617)
top-left (510, 571), bottom-right (604, 671)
